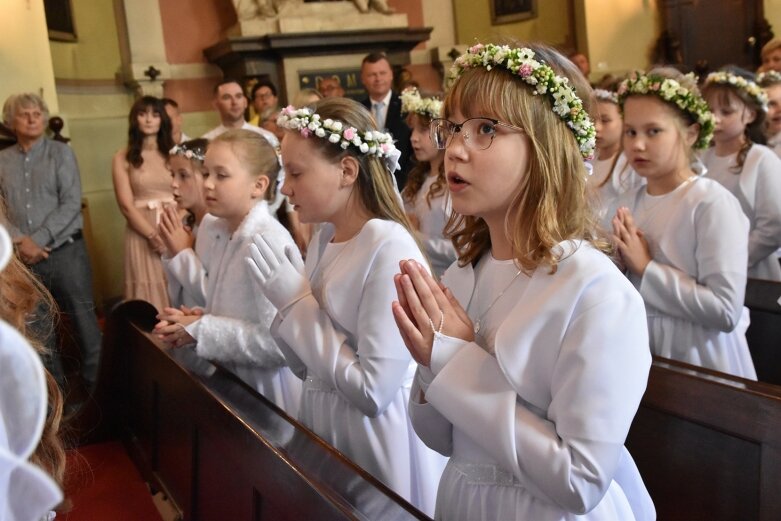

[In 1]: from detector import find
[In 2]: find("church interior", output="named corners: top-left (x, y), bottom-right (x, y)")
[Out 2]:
top-left (2, 1), bottom-right (781, 520)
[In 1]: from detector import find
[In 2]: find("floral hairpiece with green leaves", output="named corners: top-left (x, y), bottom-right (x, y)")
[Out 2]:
top-left (594, 88), bottom-right (619, 104)
top-left (169, 143), bottom-right (205, 162)
top-left (757, 70), bottom-right (781, 86)
top-left (448, 43), bottom-right (596, 160)
top-left (400, 87), bottom-right (443, 120)
top-left (276, 105), bottom-right (401, 172)
top-left (705, 71), bottom-right (769, 112)
top-left (617, 71), bottom-right (715, 149)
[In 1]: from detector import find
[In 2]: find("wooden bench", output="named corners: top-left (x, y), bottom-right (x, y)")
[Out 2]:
top-left (75, 300), bottom-right (428, 521)
top-left (626, 357), bottom-right (781, 521)
top-left (745, 277), bottom-right (781, 386)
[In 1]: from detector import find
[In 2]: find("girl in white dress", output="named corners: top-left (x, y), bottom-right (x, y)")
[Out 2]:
top-left (701, 70), bottom-right (781, 281)
top-left (613, 68), bottom-right (756, 379)
top-left (589, 83), bottom-right (644, 227)
top-left (159, 138), bottom-right (210, 309)
top-left (399, 87), bottom-right (457, 278)
top-left (393, 43), bottom-right (655, 521)
top-left (154, 130), bottom-right (302, 416)
top-left (245, 98), bottom-right (447, 515)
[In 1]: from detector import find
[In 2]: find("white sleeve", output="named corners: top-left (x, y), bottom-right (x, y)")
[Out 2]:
top-left (162, 248), bottom-right (207, 307)
top-left (425, 293), bottom-right (650, 514)
top-left (640, 197), bottom-right (748, 331)
top-left (417, 232), bottom-right (457, 271)
top-left (188, 312), bottom-right (285, 368)
top-left (408, 365), bottom-right (453, 457)
top-left (272, 244), bottom-right (412, 418)
top-left (748, 159), bottom-right (781, 267)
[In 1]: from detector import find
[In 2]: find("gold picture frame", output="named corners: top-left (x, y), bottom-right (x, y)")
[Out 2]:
top-left (491, 0), bottom-right (537, 25)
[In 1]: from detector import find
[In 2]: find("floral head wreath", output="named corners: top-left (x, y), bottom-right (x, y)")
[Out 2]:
top-left (169, 142), bottom-right (206, 162)
top-left (704, 71), bottom-right (769, 112)
top-left (448, 43), bottom-right (596, 160)
top-left (594, 88), bottom-right (619, 104)
top-left (617, 71), bottom-right (715, 150)
top-left (276, 105), bottom-right (401, 172)
top-left (757, 70), bottom-right (781, 86)
top-left (400, 87), bottom-right (443, 120)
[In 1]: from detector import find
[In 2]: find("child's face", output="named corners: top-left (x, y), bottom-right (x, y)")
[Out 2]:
top-left (280, 132), bottom-right (347, 224)
top-left (765, 84), bottom-right (781, 136)
top-left (203, 141), bottom-right (265, 226)
top-left (169, 155), bottom-right (205, 211)
top-left (595, 101), bottom-right (622, 155)
top-left (136, 107), bottom-right (161, 136)
top-left (408, 114), bottom-right (441, 165)
top-left (622, 96), bottom-right (694, 184)
top-left (706, 91), bottom-right (754, 146)
top-left (443, 107), bottom-right (530, 225)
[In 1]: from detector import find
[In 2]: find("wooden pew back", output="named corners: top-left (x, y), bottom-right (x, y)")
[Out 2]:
top-left (87, 301), bottom-right (429, 521)
top-left (745, 277), bottom-right (781, 385)
top-left (626, 358), bottom-right (781, 521)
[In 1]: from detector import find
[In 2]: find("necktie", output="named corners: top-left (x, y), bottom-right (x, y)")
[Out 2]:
top-left (373, 101), bottom-right (385, 129)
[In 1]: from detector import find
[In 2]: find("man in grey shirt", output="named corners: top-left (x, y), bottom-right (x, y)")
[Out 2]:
top-left (0, 93), bottom-right (101, 391)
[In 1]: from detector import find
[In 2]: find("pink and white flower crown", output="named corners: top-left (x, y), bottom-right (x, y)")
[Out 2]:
top-left (448, 43), bottom-right (597, 160)
top-left (276, 105), bottom-right (401, 172)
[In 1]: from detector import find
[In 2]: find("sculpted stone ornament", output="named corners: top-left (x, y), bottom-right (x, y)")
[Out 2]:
top-left (352, 0), bottom-right (394, 14)
top-left (233, 0), bottom-right (394, 20)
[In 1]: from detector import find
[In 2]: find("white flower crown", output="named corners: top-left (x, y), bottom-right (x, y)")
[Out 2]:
top-left (169, 143), bottom-right (205, 162)
top-left (448, 43), bottom-right (596, 160)
top-left (594, 88), bottom-right (619, 104)
top-left (757, 70), bottom-right (781, 86)
top-left (705, 71), bottom-right (769, 112)
top-left (276, 105), bottom-right (401, 172)
top-left (400, 87), bottom-right (443, 119)
top-left (618, 71), bottom-right (715, 150)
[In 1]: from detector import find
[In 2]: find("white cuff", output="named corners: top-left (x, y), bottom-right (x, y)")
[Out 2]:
top-left (430, 333), bottom-right (469, 375)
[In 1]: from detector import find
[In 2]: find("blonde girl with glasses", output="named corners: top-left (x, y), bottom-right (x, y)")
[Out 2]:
top-left (392, 42), bottom-right (655, 521)
top-left (400, 87), bottom-right (457, 278)
top-left (246, 97), bottom-right (447, 515)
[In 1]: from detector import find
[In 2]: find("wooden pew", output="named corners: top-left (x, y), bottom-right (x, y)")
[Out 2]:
top-left (745, 277), bottom-right (781, 386)
top-left (78, 300), bottom-right (429, 521)
top-left (626, 357), bottom-right (781, 521)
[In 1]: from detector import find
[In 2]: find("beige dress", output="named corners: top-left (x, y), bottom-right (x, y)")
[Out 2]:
top-left (123, 156), bottom-right (174, 312)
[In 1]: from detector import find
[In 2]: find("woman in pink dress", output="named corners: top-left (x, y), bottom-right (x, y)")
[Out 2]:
top-left (112, 96), bottom-right (176, 311)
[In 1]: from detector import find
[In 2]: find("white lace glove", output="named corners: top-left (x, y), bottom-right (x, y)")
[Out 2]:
top-left (246, 233), bottom-right (311, 315)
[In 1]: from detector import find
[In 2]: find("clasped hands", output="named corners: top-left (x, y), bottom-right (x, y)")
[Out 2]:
top-left (611, 206), bottom-right (652, 276)
top-left (245, 233), bottom-right (310, 314)
top-left (392, 260), bottom-right (473, 367)
top-left (14, 236), bottom-right (50, 265)
top-left (154, 305), bottom-right (203, 348)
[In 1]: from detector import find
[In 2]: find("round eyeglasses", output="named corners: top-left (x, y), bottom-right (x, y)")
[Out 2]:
top-left (430, 117), bottom-right (525, 151)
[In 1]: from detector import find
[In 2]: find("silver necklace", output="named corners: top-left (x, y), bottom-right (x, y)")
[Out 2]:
top-left (472, 267), bottom-right (524, 336)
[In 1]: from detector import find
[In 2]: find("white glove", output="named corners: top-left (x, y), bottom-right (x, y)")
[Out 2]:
top-left (246, 232), bottom-right (311, 315)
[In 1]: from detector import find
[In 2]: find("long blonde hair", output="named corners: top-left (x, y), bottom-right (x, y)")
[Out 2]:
top-left (444, 42), bottom-right (606, 272)
top-left (401, 112), bottom-right (447, 208)
top-left (304, 97), bottom-right (418, 236)
top-left (0, 199), bottom-right (66, 493)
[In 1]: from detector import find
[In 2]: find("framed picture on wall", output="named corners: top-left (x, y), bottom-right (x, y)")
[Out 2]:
top-left (491, 0), bottom-right (537, 25)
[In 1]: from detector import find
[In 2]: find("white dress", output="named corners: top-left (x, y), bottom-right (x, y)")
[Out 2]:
top-left (404, 173), bottom-right (457, 278)
top-left (410, 241), bottom-right (655, 521)
top-left (587, 153), bottom-right (645, 229)
top-left (618, 177), bottom-right (756, 379)
top-left (182, 201), bottom-right (302, 416)
top-left (701, 145), bottom-right (781, 281)
top-left (270, 219), bottom-right (447, 516)
top-left (162, 214), bottom-right (217, 309)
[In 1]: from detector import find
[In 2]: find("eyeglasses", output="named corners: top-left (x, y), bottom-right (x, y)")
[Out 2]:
top-left (430, 117), bottom-right (525, 150)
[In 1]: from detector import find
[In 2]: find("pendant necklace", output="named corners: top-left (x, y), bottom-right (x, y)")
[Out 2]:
top-left (472, 268), bottom-right (524, 336)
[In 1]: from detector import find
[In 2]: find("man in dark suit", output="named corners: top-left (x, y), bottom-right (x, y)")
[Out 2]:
top-left (360, 52), bottom-right (412, 189)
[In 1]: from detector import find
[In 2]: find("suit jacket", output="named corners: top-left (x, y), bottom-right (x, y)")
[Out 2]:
top-left (362, 92), bottom-right (412, 189)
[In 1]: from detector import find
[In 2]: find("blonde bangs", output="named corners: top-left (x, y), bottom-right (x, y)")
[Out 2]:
top-left (443, 50), bottom-right (607, 271)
